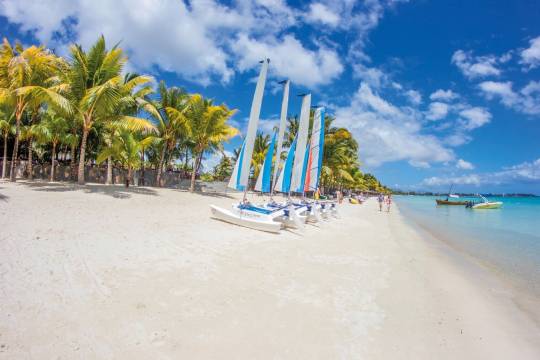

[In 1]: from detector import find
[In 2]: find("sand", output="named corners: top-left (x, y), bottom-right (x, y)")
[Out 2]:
top-left (0, 180), bottom-right (539, 359)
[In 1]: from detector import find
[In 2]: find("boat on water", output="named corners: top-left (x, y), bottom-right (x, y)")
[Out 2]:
top-left (467, 194), bottom-right (503, 209)
top-left (436, 199), bottom-right (468, 205)
top-left (435, 185), bottom-right (467, 205)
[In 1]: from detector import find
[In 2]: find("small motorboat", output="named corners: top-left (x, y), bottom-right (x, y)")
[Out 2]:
top-left (467, 195), bottom-right (503, 209)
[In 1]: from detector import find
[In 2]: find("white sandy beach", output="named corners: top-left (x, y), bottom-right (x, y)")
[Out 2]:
top-left (0, 180), bottom-right (539, 359)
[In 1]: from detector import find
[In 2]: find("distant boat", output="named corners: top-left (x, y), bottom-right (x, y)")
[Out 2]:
top-left (470, 194), bottom-right (503, 209)
top-left (436, 199), bottom-right (468, 205)
top-left (435, 184), bottom-right (467, 205)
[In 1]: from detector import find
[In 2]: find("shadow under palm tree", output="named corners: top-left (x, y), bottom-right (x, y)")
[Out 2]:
top-left (16, 180), bottom-right (159, 199)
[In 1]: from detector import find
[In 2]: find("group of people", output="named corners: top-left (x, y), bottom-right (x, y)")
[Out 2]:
top-left (377, 193), bottom-right (392, 212)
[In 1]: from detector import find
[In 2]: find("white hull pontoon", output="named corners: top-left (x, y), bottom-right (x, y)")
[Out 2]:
top-left (210, 205), bottom-right (282, 233)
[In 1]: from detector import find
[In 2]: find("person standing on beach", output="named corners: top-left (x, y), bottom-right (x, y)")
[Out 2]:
top-left (386, 194), bottom-right (392, 212)
top-left (377, 193), bottom-right (384, 211)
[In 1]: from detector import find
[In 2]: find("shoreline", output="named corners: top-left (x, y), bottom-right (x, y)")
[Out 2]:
top-left (396, 201), bottom-right (540, 325)
top-left (1, 181), bottom-right (539, 358)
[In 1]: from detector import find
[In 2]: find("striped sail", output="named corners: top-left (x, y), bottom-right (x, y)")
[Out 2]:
top-left (271, 80), bottom-right (290, 194)
top-left (274, 137), bottom-right (297, 194)
top-left (290, 93), bottom-right (311, 193)
top-left (227, 59), bottom-right (269, 190)
top-left (304, 107), bottom-right (325, 192)
top-left (254, 131), bottom-right (277, 193)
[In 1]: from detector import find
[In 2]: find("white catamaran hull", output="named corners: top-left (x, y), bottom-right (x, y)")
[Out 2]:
top-left (210, 205), bottom-right (282, 233)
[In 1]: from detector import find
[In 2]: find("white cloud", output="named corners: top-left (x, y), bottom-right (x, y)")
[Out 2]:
top-left (479, 81), bottom-right (540, 115)
top-left (459, 107), bottom-right (492, 130)
top-left (429, 89), bottom-right (458, 101)
top-left (231, 34), bottom-right (343, 88)
top-left (520, 36), bottom-right (540, 70)
top-left (451, 49), bottom-right (501, 79)
top-left (422, 158), bottom-right (540, 187)
top-left (334, 83), bottom-right (455, 167)
top-left (456, 159), bottom-right (474, 170)
top-left (351, 63), bottom-right (388, 88)
top-left (405, 89), bottom-right (422, 105)
top-left (426, 102), bottom-right (449, 121)
top-left (423, 174), bottom-right (481, 186)
top-left (0, 0), bottom-right (346, 87)
top-left (305, 3), bottom-right (340, 27)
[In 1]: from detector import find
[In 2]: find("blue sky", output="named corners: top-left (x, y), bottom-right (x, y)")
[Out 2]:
top-left (1, 0), bottom-right (539, 193)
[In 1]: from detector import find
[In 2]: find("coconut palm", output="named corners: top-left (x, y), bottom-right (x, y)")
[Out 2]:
top-left (33, 110), bottom-right (69, 181)
top-left (251, 132), bottom-right (270, 181)
top-left (100, 73), bottom-right (155, 185)
top-left (97, 129), bottom-right (156, 187)
top-left (0, 103), bottom-right (14, 178)
top-left (66, 35), bottom-right (154, 185)
top-left (0, 39), bottom-right (72, 181)
top-left (174, 94), bottom-right (237, 192)
top-left (139, 81), bottom-right (189, 186)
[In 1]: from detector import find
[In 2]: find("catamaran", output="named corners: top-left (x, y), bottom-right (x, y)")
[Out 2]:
top-left (210, 60), bottom-right (334, 232)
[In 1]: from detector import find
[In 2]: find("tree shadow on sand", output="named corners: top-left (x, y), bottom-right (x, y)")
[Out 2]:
top-left (17, 181), bottom-right (158, 199)
top-left (171, 188), bottom-right (236, 199)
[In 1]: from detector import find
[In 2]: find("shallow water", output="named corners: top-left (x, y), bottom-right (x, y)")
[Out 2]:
top-left (395, 195), bottom-right (540, 297)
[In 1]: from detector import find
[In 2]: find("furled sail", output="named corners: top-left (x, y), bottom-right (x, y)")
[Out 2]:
top-left (228, 59), bottom-right (269, 191)
top-left (290, 93), bottom-right (311, 193)
top-left (271, 80), bottom-right (290, 194)
top-left (304, 107), bottom-right (325, 192)
top-left (254, 131), bottom-right (277, 193)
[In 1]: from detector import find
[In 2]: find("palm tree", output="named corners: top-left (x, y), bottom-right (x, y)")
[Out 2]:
top-left (0, 103), bottom-right (14, 178)
top-left (97, 129), bottom-right (155, 187)
top-left (100, 73), bottom-right (154, 185)
top-left (176, 94), bottom-right (237, 192)
top-left (251, 132), bottom-right (270, 181)
top-left (66, 35), bottom-right (153, 185)
top-left (140, 81), bottom-right (189, 186)
top-left (0, 38), bottom-right (72, 182)
top-left (34, 110), bottom-right (69, 181)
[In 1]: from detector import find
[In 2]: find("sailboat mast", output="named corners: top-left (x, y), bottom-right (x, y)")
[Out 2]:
top-left (271, 79), bottom-right (290, 197)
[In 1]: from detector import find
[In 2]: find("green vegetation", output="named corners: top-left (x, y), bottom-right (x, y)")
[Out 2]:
top-left (0, 35), bottom-right (387, 193)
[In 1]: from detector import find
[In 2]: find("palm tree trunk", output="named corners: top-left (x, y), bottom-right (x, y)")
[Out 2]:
top-left (27, 138), bottom-right (33, 180)
top-left (69, 127), bottom-right (77, 180)
top-left (9, 109), bottom-right (22, 182)
top-left (190, 153), bottom-right (202, 192)
top-left (77, 127), bottom-right (89, 185)
top-left (156, 145), bottom-right (166, 187)
top-left (50, 141), bottom-right (57, 182)
top-left (126, 167), bottom-right (132, 188)
top-left (140, 147), bottom-right (145, 186)
top-left (105, 156), bottom-right (112, 185)
top-left (2, 132), bottom-right (7, 179)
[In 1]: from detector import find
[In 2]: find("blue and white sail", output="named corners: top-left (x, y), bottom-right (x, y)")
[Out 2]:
top-left (228, 59), bottom-right (269, 191)
top-left (290, 93), bottom-right (311, 193)
top-left (254, 131), bottom-right (277, 193)
top-left (271, 80), bottom-right (290, 194)
top-left (274, 137), bottom-right (297, 194)
top-left (304, 107), bottom-right (325, 192)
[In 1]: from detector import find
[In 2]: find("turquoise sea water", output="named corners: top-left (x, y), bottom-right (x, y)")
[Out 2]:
top-left (395, 195), bottom-right (540, 296)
